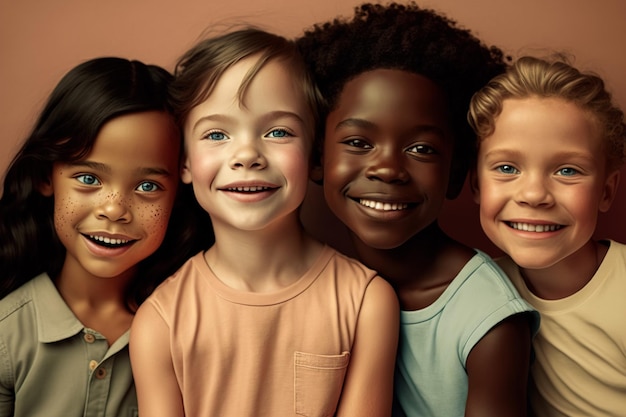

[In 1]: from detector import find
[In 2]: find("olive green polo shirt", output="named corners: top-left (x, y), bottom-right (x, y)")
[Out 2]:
top-left (0, 273), bottom-right (137, 417)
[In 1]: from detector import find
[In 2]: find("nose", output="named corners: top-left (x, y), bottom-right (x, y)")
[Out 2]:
top-left (365, 148), bottom-right (409, 184)
top-left (516, 173), bottom-right (554, 207)
top-left (229, 139), bottom-right (267, 170)
top-left (96, 191), bottom-right (132, 223)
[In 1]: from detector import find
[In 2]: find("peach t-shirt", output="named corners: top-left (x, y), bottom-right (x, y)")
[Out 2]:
top-left (146, 245), bottom-right (376, 416)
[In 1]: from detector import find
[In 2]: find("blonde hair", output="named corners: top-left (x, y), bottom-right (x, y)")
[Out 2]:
top-left (468, 56), bottom-right (625, 171)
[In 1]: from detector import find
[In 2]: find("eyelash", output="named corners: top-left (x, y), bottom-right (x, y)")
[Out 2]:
top-left (202, 130), bottom-right (228, 141)
top-left (74, 175), bottom-right (162, 192)
top-left (406, 144), bottom-right (436, 155)
top-left (342, 138), bottom-right (372, 149)
top-left (265, 128), bottom-right (294, 139)
top-left (496, 165), bottom-right (520, 175)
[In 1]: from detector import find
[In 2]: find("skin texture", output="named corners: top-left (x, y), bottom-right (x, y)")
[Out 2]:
top-left (323, 69), bottom-right (532, 417)
top-left (130, 56), bottom-right (399, 417)
top-left (40, 110), bottom-right (180, 343)
top-left (473, 97), bottom-right (620, 299)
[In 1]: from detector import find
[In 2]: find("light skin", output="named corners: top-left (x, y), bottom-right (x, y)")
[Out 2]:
top-left (472, 97), bottom-right (619, 300)
top-left (130, 55), bottom-right (399, 417)
top-left (40, 110), bottom-right (180, 343)
top-left (323, 69), bottom-right (532, 417)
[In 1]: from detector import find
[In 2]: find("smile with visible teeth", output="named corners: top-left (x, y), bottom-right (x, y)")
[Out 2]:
top-left (359, 198), bottom-right (409, 211)
top-left (507, 222), bottom-right (563, 232)
top-left (227, 186), bottom-right (272, 192)
top-left (87, 235), bottom-right (132, 247)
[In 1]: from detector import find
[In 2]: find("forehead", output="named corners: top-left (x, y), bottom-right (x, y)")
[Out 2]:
top-left (328, 69), bottom-right (452, 139)
top-left (185, 56), bottom-right (313, 131)
top-left (495, 97), bottom-right (601, 141)
top-left (88, 111), bottom-right (180, 168)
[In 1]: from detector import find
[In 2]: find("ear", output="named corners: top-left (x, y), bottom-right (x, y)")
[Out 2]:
top-left (38, 177), bottom-right (54, 197)
top-left (181, 157), bottom-right (193, 185)
top-left (469, 169), bottom-right (481, 205)
top-left (599, 169), bottom-right (620, 212)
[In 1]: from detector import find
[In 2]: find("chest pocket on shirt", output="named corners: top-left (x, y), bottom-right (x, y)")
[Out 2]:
top-left (294, 351), bottom-right (350, 417)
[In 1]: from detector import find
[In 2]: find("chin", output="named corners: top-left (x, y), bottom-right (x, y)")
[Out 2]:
top-left (355, 231), bottom-right (413, 251)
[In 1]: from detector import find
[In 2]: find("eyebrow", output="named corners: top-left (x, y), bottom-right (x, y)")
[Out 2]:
top-left (333, 118), bottom-right (375, 132)
top-left (191, 110), bottom-right (307, 134)
top-left (483, 148), bottom-right (596, 162)
top-left (334, 117), bottom-right (444, 136)
top-left (68, 161), bottom-right (172, 177)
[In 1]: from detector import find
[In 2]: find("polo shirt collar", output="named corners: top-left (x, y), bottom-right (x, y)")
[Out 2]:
top-left (31, 274), bottom-right (85, 343)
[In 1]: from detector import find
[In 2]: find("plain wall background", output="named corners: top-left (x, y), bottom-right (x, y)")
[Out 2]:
top-left (1, 0), bottom-right (625, 256)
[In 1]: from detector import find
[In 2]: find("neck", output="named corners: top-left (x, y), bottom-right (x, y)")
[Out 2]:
top-left (351, 222), bottom-right (466, 286)
top-left (520, 239), bottom-right (607, 300)
top-left (351, 222), bottom-right (474, 310)
top-left (207, 214), bottom-right (323, 292)
top-left (54, 263), bottom-right (133, 309)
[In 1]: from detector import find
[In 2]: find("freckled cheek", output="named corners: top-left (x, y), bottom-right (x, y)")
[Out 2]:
top-left (135, 203), bottom-right (174, 242)
top-left (52, 195), bottom-right (85, 239)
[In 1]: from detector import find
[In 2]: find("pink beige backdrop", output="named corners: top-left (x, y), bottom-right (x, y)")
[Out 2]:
top-left (1, 0), bottom-right (625, 255)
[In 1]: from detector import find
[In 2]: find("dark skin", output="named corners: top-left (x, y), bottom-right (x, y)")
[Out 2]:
top-left (322, 69), bottom-right (532, 417)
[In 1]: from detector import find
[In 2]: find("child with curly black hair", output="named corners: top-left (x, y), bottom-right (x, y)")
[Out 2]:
top-left (297, 3), bottom-right (539, 416)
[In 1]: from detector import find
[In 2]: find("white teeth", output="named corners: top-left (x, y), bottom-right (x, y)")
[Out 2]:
top-left (228, 186), bottom-right (270, 192)
top-left (509, 222), bottom-right (562, 232)
top-left (359, 199), bottom-right (408, 211)
top-left (89, 235), bottom-right (129, 245)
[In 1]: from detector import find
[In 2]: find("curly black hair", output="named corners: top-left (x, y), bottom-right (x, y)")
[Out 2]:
top-left (296, 2), bottom-right (509, 197)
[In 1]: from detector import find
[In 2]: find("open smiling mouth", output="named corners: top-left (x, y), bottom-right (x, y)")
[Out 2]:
top-left (226, 186), bottom-right (276, 192)
top-left (357, 198), bottom-right (411, 211)
top-left (507, 222), bottom-right (563, 232)
top-left (84, 234), bottom-right (135, 248)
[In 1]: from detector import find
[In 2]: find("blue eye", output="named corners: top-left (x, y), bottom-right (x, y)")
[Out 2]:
top-left (557, 167), bottom-right (578, 176)
top-left (137, 182), bottom-right (160, 192)
top-left (76, 174), bottom-right (100, 185)
top-left (496, 165), bottom-right (519, 174)
top-left (266, 128), bottom-right (292, 138)
top-left (204, 131), bottom-right (228, 141)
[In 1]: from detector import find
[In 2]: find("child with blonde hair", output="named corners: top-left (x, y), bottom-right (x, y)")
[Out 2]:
top-left (470, 55), bottom-right (626, 416)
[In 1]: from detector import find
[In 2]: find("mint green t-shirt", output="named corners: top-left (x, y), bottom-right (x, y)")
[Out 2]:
top-left (0, 273), bottom-right (137, 417)
top-left (395, 250), bottom-right (539, 417)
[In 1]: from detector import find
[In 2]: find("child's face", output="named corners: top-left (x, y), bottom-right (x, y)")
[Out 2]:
top-left (323, 69), bottom-right (454, 249)
top-left (45, 111), bottom-right (180, 279)
top-left (182, 56), bottom-right (313, 232)
top-left (474, 97), bottom-right (618, 269)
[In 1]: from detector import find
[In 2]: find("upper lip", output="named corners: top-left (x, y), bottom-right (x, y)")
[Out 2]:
top-left (505, 218), bottom-right (563, 226)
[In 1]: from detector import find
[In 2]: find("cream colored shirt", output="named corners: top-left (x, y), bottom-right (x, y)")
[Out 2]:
top-left (499, 240), bottom-right (626, 417)
top-left (0, 274), bottom-right (137, 417)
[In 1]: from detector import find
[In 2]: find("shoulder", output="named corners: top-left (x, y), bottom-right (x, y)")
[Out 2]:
top-left (0, 275), bottom-right (40, 321)
top-left (324, 246), bottom-right (378, 280)
top-left (449, 252), bottom-right (538, 347)
top-left (147, 252), bottom-right (206, 299)
top-left (464, 251), bottom-right (527, 300)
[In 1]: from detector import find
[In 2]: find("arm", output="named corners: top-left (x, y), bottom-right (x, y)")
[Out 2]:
top-left (130, 303), bottom-right (185, 417)
top-left (0, 339), bottom-right (14, 417)
top-left (336, 276), bottom-right (400, 417)
top-left (465, 313), bottom-right (533, 417)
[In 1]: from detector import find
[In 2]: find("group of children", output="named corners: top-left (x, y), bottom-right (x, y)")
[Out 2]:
top-left (0, 2), bottom-right (624, 417)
